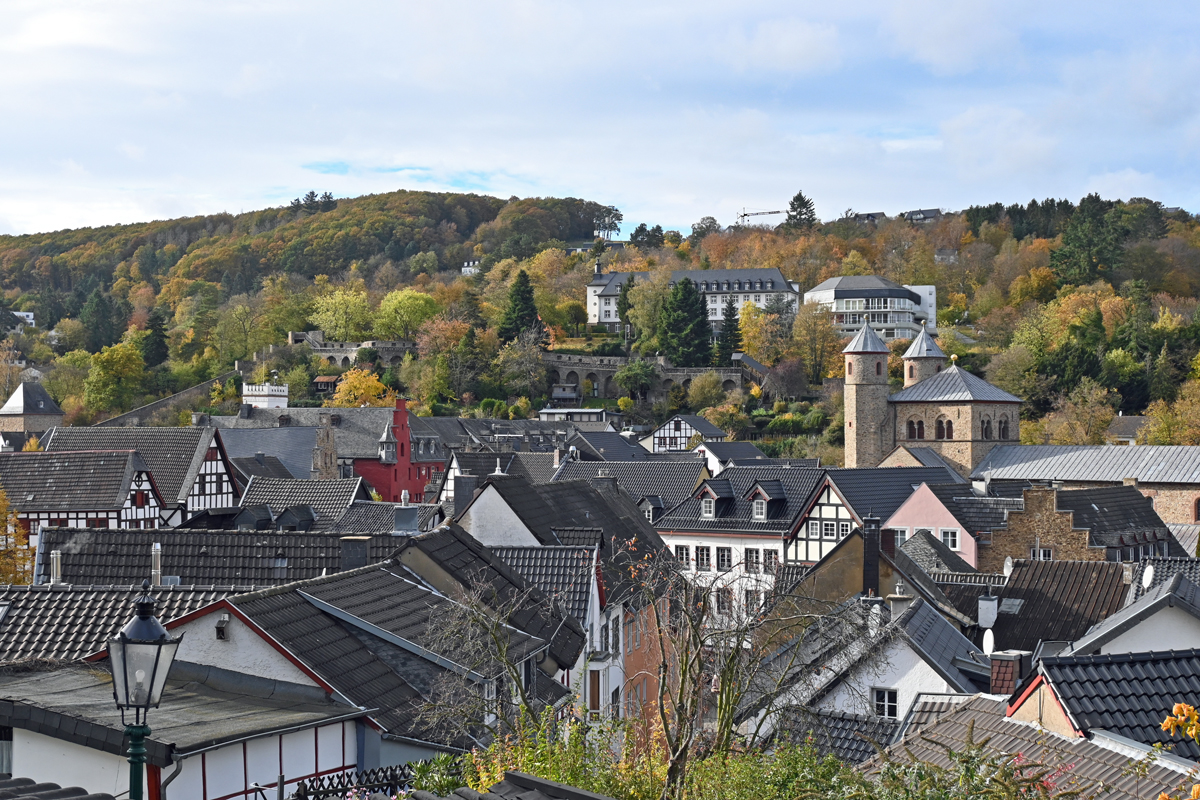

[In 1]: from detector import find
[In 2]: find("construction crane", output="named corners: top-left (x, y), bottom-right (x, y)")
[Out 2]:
top-left (736, 208), bottom-right (785, 226)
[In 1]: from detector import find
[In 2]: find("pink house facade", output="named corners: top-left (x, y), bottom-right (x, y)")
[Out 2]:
top-left (885, 482), bottom-right (978, 568)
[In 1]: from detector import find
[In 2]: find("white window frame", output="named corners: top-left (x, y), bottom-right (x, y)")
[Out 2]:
top-left (822, 521), bottom-right (836, 539)
top-left (752, 499), bottom-right (766, 520)
top-left (675, 545), bottom-right (691, 568)
top-left (1031, 547), bottom-right (1053, 561)
top-left (940, 528), bottom-right (960, 551)
top-left (701, 498), bottom-right (715, 518)
top-left (838, 521), bottom-right (851, 538)
top-left (745, 548), bottom-right (760, 574)
top-left (716, 547), bottom-right (732, 572)
top-left (873, 688), bottom-right (898, 719)
top-left (696, 546), bottom-right (711, 571)
top-left (808, 520), bottom-right (820, 537)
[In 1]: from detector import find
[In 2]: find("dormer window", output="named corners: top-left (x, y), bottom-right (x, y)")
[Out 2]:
top-left (753, 499), bottom-right (766, 520)
top-left (701, 498), bottom-right (715, 518)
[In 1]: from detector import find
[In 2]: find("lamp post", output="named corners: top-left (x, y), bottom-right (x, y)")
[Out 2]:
top-left (109, 580), bottom-right (183, 800)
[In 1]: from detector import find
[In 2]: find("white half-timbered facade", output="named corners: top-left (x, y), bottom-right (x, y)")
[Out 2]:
top-left (643, 414), bottom-right (727, 453)
top-left (187, 441), bottom-right (237, 514)
top-left (787, 482), bottom-right (856, 563)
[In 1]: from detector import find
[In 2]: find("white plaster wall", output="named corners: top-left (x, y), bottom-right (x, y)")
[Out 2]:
top-left (172, 611), bottom-right (317, 686)
top-left (456, 489), bottom-right (542, 546)
top-left (816, 638), bottom-right (953, 722)
top-left (657, 531), bottom-right (778, 611)
top-left (1100, 606), bottom-right (1200, 655)
top-left (14, 730), bottom-right (133, 796)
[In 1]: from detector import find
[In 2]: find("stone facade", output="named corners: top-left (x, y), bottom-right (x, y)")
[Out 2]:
top-left (1044, 480), bottom-right (1200, 528)
top-left (975, 486), bottom-right (1103, 574)
top-left (844, 349), bottom-right (891, 472)
top-left (890, 401), bottom-right (1016, 477)
top-left (903, 357), bottom-right (942, 388)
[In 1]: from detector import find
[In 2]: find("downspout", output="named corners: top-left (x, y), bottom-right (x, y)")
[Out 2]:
top-left (159, 758), bottom-right (184, 799)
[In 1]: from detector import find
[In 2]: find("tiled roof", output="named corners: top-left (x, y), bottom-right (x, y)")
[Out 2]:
top-left (984, 559), bottom-right (1128, 651)
top-left (899, 530), bottom-right (974, 574)
top-left (333, 500), bottom-right (442, 533)
top-left (33, 528), bottom-right (403, 586)
top-left (1129, 557), bottom-right (1200, 603)
top-left (217, 426), bottom-right (317, 481)
top-left (697, 441), bottom-right (768, 461)
top-left (972, 444), bottom-right (1200, 485)
top-left (45, 426), bottom-right (215, 505)
top-left (930, 571), bottom-right (1007, 618)
top-left (568, 431), bottom-right (649, 461)
top-left (869, 695), bottom-right (1193, 797)
top-left (507, 452), bottom-right (558, 484)
top-left (230, 453), bottom-right (293, 482)
top-left (0, 450), bottom-right (147, 510)
top-left (1055, 485), bottom-right (1167, 533)
top-left (0, 584), bottom-right (247, 662)
top-left (828, 467), bottom-right (965, 521)
top-left (592, 267), bottom-right (791, 297)
top-left (888, 547), bottom-right (972, 626)
top-left (724, 457), bottom-right (821, 468)
top-left (208, 406), bottom-right (396, 459)
top-left (655, 466), bottom-right (825, 535)
top-left (655, 414), bottom-right (726, 439)
top-left (1066, 573), bottom-right (1200, 655)
top-left (923, 483), bottom-right (1020, 534)
top-left (0, 382), bottom-right (62, 416)
top-left (895, 598), bottom-right (989, 692)
top-left (888, 365), bottom-right (1022, 403)
top-left (901, 326), bottom-right (944, 359)
top-left (551, 459), bottom-right (705, 511)
top-left (1039, 649), bottom-right (1200, 759)
top-left (1107, 415), bottom-right (1149, 439)
top-left (239, 476), bottom-right (368, 528)
top-left (774, 706), bottom-right (900, 763)
top-left (842, 324), bottom-right (889, 354)
top-left (894, 693), bottom-right (972, 741)
top-left (492, 546), bottom-right (596, 625)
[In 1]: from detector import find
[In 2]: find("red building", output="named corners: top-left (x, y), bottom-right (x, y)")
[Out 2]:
top-left (352, 399), bottom-right (444, 503)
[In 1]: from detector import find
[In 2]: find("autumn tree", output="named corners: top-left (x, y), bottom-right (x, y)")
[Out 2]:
top-left (21, 435), bottom-right (41, 452)
top-left (791, 302), bottom-right (841, 383)
top-left (627, 270), bottom-right (672, 353)
top-left (616, 275), bottom-right (635, 339)
top-left (497, 328), bottom-right (547, 399)
top-left (686, 370), bottom-right (726, 411)
top-left (560, 301), bottom-right (587, 337)
top-left (0, 487), bottom-right (32, 584)
top-left (309, 287), bottom-right (372, 341)
top-left (83, 342), bottom-right (145, 413)
top-left (713, 296), bottom-right (741, 366)
top-left (325, 367), bottom-right (396, 408)
top-left (614, 358), bottom-right (656, 403)
top-left (79, 290), bottom-right (120, 353)
top-left (377, 289), bottom-right (441, 340)
top-left (1021, 378), bottom-right (1119, 445)
top-left (660, 278), bottom-right (712, 367)
top-left (1009, 266), bottom-right (1058, 306)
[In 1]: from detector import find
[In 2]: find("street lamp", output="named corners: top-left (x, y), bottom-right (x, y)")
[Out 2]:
top-left (109, 580), bottom-right (183, 800)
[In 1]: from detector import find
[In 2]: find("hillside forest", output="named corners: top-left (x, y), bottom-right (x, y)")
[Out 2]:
top-left (2, 188), bottom-right (1199, 455)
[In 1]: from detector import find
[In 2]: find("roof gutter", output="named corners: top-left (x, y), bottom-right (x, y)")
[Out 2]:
top-left (171, 707), bottom-right (375, 759)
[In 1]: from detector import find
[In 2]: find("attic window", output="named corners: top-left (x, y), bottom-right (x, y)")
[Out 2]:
top-left (998, 598), bottom-right (1025, 614)
top-left (701, 498), bottom-right (715, 518)
top-left (752, 499), bottom-right (766, 520)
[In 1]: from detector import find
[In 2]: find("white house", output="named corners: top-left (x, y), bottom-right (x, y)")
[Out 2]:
top-left (803, 275), bottom-right (936, 340)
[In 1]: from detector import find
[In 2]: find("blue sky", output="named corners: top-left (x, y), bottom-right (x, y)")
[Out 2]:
top-left (1, 1), bottom-right (1198, 237)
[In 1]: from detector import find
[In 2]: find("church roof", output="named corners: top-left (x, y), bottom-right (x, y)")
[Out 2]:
top-left (841, 325), bottom-right (889, 354)
top-left (0, 382), bottom-right (62, 416)
top-left (902, 326), bottom-right (945, 360)
top-left (888, 365), bottom-right (1022, 404)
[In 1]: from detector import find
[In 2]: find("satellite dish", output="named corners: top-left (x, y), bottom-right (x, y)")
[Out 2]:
top-left (868, 603), bottom-right (881, 638)
top-left (1003, 556), bottom-right (1013, 577)
top-left (1143, 564), bottom-right (1155, 590)
top-left (983, 628), bottom-right (995, 656)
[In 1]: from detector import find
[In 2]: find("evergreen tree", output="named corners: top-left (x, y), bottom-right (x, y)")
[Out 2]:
top-left (141, 308), bottom-right (169, 367)
top-left (497, 270), bottom-right (544, 342)
top-left (79, 290), bottom-right (117, 354)
top-left (660, 278), bottom-right (712, 367)
top-left (1150, 342), bottom-right (1179, 403)
top-left (784, 190), bottom-right (818, 230)
top-left (1051, 193), bottom-right (1120, 284)
top-left (714, 295), bottom-right (742, 366)
top-left (617, 275), bottom-right (636, 340)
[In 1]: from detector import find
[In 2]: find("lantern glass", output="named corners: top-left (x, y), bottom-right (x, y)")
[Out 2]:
top-left (109, 587), bottom-right (182, 712)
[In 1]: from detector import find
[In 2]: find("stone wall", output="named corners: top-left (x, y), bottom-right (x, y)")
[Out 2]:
top-left (976, 486), bottom-right (1103, 573)
top-left (1048, 480), bottom-right (1200, 527)
top-left (542, 352), bottom-right (744, 402)
top-left (95, 371), bottom-right (239, 428)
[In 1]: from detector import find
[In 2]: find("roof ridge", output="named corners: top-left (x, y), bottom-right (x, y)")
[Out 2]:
top-left (230, 560), bottom-right (397, 602)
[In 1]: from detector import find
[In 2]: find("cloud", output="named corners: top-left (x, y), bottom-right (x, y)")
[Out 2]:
top-left (1083, 168), bottom-right (1162, 201)
top-left (720, 18), bottom-right (841, 74)
top-left (882, 1), bottom-right (1020, 74)
top-left (941, 105), bottom-right (1057, 180)
top-left (303, 162), bottom-right (351, 176)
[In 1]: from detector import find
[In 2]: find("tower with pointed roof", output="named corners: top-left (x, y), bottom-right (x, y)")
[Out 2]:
top-left (901, 323), bottom-right (946, 388)
top-left (843, 325), bottom-right (891, 469)
top-left (0, 382), bottom-right (63, 433)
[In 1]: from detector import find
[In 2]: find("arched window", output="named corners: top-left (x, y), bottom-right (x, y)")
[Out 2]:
top-left (981, 419), bottom-right (992, 440)
top-left (847, 360), bottom-right (853, 376)
top-left (917, 420), bottom-right (925, 439)
top-left (936, 364), bottom-right (941, 372)
top-left (876, 361), bottom-right (882, 375)
top-left (945, 420), bottom-right (954, 439)
top-left (907, 420), bottom-right (916, 439)
top-left (936, 420), bottom-right (945, 439)
top-left (999, 418), bottom-right (1009, 440)
top-left (908, 364), bottom-right (914, 379)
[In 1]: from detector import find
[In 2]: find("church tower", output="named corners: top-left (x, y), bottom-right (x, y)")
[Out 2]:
top-left (843, 325), bottom-right (891, 468)
top-left (901, 323), bottom-right (946, 388)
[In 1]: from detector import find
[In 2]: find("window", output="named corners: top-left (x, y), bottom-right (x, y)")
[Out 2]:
top-left (716, 587), bottom-right (732, 615)
top-left (744, 589), bottom-right (761, 612)
top-left (981, 419), bottom-right (992, 440)
top-left (808, 520), bottom-right (820, 537)
top-left (907, 420), bottom-right (915, 439)
top-left (999, 418), bottom-right (1009, 440)
top-left (675, 545), bottom-right (691, 568)
top-left (940, 529), bottom-right (959, 550)
top-left (874, 688), bottom-right (898, 719)
top-left (701, 498), bottom-right (715, 518)
top-left (936, 419), bottom-right (945, 439)
top-left (673, 420), bottom-right (682, 432)
top-left (644, 507), bottom-right (654, 521)
top-left (612, 620), bottom-right (620, 653)
top-left (86, 518), bottom-right (105, 528)
top-left (875, 360), bottom-right (882, 375)
top-left (1031, 547), bottom-right (1053, 561)
top-left (696, 547), bottom-right (711, 571)
top-left (908, 364), bottom-right (914, 379)
top-left (752, 499), bottom-right (766, 520)
top-left (716, 547), bottom-right (732, 572)
top-left (917, 420), bottom-right (924, 439)
top-left (603, 298), bottom-right (611, 306)
top-left (847, 361), bottom-right (852, 376)
top-left (839, 521), bottom-right (851, 537)
top-left (603, 310), bottom-right (611, 319)
top-left (134, 491), bottom-right (147, 508)
top-left (745, 549), bottom-right (760, 573)
top-left (764, 550), bottom-right (779, 574)
top-left (945, 420), bottom-right (954, 439)
top-left (822, 521), bottom-right (836, 539)
top-left (754, 295), bottom-right (761, 303)
top-left (1195, 498), bottom-right (1200, 523)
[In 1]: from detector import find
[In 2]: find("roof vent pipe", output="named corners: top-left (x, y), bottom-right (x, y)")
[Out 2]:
top-left (49, 550), bottom-right (62, 585)
top-left (401, 489), bottom-right (410, 507)
top-left (151, 542), bottom-right (162, 586)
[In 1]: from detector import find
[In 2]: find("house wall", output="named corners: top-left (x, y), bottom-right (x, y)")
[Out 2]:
top-left (455, 488), bottom-right (542, 546)
top-left (844, 351), bottom-right (890, 469)
top-left (187, 442), bottom-right (238, 513)
top-left (657, 530), bottom-right (780, 613)
top-left (1097, 606), bottom-right (1200, 655)
top-left (172, 612), bottom-right (319, 687)
top-left (885, 484), bottom-right (977, 568)
top-left (789, 483), bottom-right (855, 563)
top-left (1008, 682), bottom-right (1076, 737)
top-left (891, 403), bottom-right (1017, 477)
top-left (976, 487), bottom-right (1100, 573)
top-left (14, 729), bottom-right (134, 796)
top-left (816, 637), bottom-right (954, 723)
top-left (650, 418), bottom-right (715, 453)
top-left (0, 413), bottom-right (63, 432)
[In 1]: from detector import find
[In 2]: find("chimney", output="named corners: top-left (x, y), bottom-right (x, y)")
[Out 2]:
top-left (978, 593), bottom-right (999, 629)
top-left (521, 434), bottom-right (530, 453)
top-left (1123, 477), bottom-right (1139, 487)
top-left (392, 505), bottom-right (420, 535)
top-left (49, 550), bottom-right (62, 585)
top-left (553, 448), bottom-right (564, 468)
top-left (339, 536), bottom-right (370, 570)
top-left (590, 469), bottom-right (618, 496)
top-left (886, 581), bottom-right (913, 619)
top-left (238, 404), bottom-right (253, 419)
top-left (989, 650), bottom-right (1032, 695)
top-left (401, 489), bottom-right (410, 507)
top-left (862, 515), bottom-right (881, 597)
top-left (595, 259), bottom-right (602, 274)
top-left (454, 472), bottom-right (477, 503)
top-left (151, 542), bottom-right (163, 586)
top-left (255, 451), bottom-right (266, 466)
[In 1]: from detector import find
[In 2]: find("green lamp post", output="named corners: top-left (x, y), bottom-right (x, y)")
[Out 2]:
top-left (109, 580), bottom-right (183, 800)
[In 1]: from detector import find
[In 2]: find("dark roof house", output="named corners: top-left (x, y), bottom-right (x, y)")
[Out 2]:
top-left (239, 476), bottom-right (370, 529)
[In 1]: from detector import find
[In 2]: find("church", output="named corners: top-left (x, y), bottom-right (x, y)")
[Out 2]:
top-left (843, 324), bottom-right (1022, 477)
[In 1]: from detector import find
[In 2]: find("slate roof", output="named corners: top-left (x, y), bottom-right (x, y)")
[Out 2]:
top-left (239, 476), bottom-right (368, 529)
top-left (207, 406), bottom-right (397, 459)
top-left (1066, 573), bottom-right (1200, 656)
top-left (654, 414), bottom-right (725, 439)
top-left (551, 459), bottom-right (705, 511)
top-left (869, 695), bottom-right (1194, 797)
top-left (568, 431), bottom-right (649, 461)
top-left (982, 560), bottom-right (1128, 651)
top-left (893, 597), bottom-right (989, 691)
top-left (774, 706), bottom-right (900, 763)
top-left (930, 571), bottom-right (1007, 618)
top-left (1107, 415), bottom-right (1149, 440)
top-left (655, 466), bottom-right (825, 535)
top-left (216, 426), bottom-right (317, 481)
top-left (1055, 485), bottom-right (1167, 534)
top-left (842, 324), bottom-right (889, 354)
top-left (826, 466), bottom-right (966, 521)
top-left (591, 267), bottom-right (790, 296)
top-left (922, 483), bottom-right (1020, 535)
top-left (899, 530), bottom-right (974, 574)
top-left (33, 528), bottom-right (403, 586)
top-left (724, 457), bottom-right (821, 468)
top-left (809, 275), bottom-right (915, 294)
top-left (901, 325), bottom-right (944, 360)
top-left (334, 500), bottom-right (442, 533)
top-left (230, 453), bottom-right (293, 482)
top-left (1129, 557), bottom-right (1200, 603)
top-left (695, 441), bottom-right (768, 461)
top-left (0, 382), bottom-right (62, 416)
top-left (971, 444), bottom-right (1200, 485)
top-left (507, 452), bottom-right (558, 484)
top-left (491, 546), bottom-right (596, 626)
top-left (0, 584), bottom-right (248, 663)
top-left (888, 365), bottom-right (1022, 404)
top-left (45, 426), bottom-right (220, 505)
top-left (0, 450), bottom-right (151, 511)
top-left (1038, 649), bottom-right (1200, 759)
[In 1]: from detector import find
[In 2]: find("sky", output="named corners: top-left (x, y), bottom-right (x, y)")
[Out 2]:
top-left (1, 1), bottom-right (1199, 238)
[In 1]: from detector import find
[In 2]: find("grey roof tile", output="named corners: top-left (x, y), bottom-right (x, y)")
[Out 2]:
top-left (230, 454), bottom-right (293, 482)
top-left (654, 415), bottom-right (726, 439)
top-left (896, 598), bottom-right (988, 691)
top-left (239, 476), bottom-right (369, 528)
top-left (828, 467), bottom-right (965, 520)
top-left (0, 450), bottom-right (149, 511)
top-left (775, 706), bottom-right (899, 763)
top-left (551, 460), bottom-right (705, 511)
top-left (567, 431), bottom-right (649, 461)
top-left (899, 530), bottom-right (974, 574)
top-left (888, 365), bottom-right (1022, 403)
top-left (842, 324), bottom-right (889, 354)
top-left (0, 382), bottom-right (62, 416)
top-left (217, 426), bottom-right (318, 481)
top-left (333, 500), bottom-right (442, 533)
top-left (1068, 573), bottom-right (1200, 655)
top-left (809, 275), bottom-right (911, 293)
top-left (657, 465), bottom-right (824, 535)
top-left (208, 407), bottom-right (397, 459)
top-left (1130, 557), bottom-right (1200, 603)
top-left (492, 546), bottom-right (596, 625)
top-left (972, 444), bottom-right (1200, 485)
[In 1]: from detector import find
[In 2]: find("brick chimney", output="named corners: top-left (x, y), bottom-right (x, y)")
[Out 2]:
top-left (989, 650), bottom-right (1032, 695)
